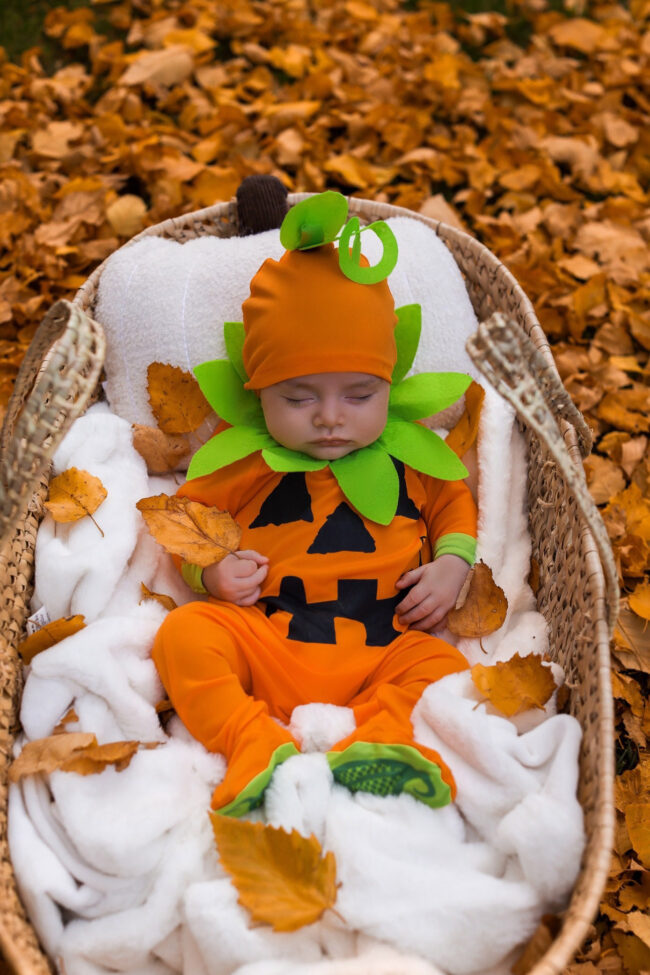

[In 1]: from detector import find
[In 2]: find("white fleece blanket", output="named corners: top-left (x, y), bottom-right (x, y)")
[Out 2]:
top-left (9, 391), bottom-right (585, 975)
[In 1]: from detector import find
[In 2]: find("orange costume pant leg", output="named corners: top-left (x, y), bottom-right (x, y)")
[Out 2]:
top-left (152, 600), bottom-right (468, 815)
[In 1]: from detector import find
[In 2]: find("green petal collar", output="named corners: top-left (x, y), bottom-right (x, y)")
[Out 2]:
top-left (187, 308), bottom-right (471, 526)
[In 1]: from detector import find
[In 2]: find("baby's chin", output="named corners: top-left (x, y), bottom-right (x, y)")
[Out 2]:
top-left (293, 439), bottom-right (362, 460)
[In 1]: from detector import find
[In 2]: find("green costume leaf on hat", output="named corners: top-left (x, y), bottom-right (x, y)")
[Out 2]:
top-left (330, 444), bottom-right (399, 526)
top-left (391, 304), bottom-right (421, 384)
top-left (280, 191), bottom-right (349, 250)
top-left (338, 217), bottom-right (399, 285)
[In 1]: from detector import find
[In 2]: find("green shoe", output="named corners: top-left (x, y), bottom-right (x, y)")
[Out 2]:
top-left (327, 741), bottom-right (451, 809)
top-left (212, 742), bottom-right (300, 818)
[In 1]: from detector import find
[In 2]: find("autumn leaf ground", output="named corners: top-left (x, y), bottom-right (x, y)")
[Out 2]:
top-left (1, 0), bottom-right (649, 970)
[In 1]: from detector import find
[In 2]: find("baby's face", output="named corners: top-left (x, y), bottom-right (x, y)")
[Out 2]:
top-left (259, 372), bottom-right (390, 460)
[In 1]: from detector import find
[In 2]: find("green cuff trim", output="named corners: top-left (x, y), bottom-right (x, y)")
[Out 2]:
top-left (327, 741), bottom-right (451, 809)
top-left (181, 561), bottom-right (208, 595)
top-left (213, 742), bottom-right (300, 818)
top-left (434, 533), bottom-right (477, 566)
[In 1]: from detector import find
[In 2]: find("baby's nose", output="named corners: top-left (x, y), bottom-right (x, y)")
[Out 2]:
top-left (315, 398), bottom-right (343, 427)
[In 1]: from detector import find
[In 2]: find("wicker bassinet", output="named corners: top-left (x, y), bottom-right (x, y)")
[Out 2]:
top-left (0, 194), bottom-right (618, 975)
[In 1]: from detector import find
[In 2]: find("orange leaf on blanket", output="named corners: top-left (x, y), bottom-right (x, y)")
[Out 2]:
top-left (445, 380), bottom-right (485, 457)
top-left (147, 362), bottom-right (211, 434)
top-left (44, 468), bottom-right (107, 535)
top-left (53, 708), bottom-right (79, 734)
top-left (211, 816), bottom-right (338, 932)
top-left (140, 582), bottom-right (178, 612)
top-left (471, 652), bottom-right (557, 717)
top-left (17, 614), bottom-right (86, 665)
top-left (8, 733), bottom-right (142, 782)
top-left (136, 494), bottom-right (241, 567)
top-left (447, 561), bottom-right (507, 638)
top-left (132, 423), bottom-right (191, 474)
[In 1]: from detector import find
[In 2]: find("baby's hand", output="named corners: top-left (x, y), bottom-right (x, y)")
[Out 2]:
top-left (202, 550), bottom-right (269, 606)
top-left (395, 554), bottom-right (471, 632)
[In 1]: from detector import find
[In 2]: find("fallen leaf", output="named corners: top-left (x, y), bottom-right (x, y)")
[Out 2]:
top-left (584, 454), bottom-right (626, 505)
top-left (629, 581), bottom-right (650, 622)
top-left (471, 652), bottom-right (557, 717)
top-left (445, 381), bottom-right (485, 457)
top-left (132, 423), bottom-right (191, 473)
top-left (9, 733), bottom-right (140, 782)
top-left (120, 46), bottom-right (194, 87)
top-left (53, 708), bottom-right (79, 734)
top-left (147, 362), bottom-right (212, 435)
top-left (44, 468), bottom-right (107, 534)
top-left (17, 614), bottom-right (86, 665)
top-left (211, 816), bottom-right (338, 932)
top-left (140, 582), bottom-right (178, 612)
top-left (135, 494), bottom-right (241, 567)
top-left (447, 561), bottom-right (508, 638)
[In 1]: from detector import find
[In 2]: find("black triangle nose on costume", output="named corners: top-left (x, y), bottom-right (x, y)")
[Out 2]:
top-left (307, 502), bottom-right (376, 554)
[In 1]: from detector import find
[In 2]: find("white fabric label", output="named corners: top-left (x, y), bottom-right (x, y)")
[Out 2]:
top-left (26, 606), bottom-right (52, 635)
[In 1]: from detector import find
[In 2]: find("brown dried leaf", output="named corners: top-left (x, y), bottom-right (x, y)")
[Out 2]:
top-left (147, 362), bottom-right (212, 435)
top-left (471, 652), bottom-right (557, 717)
top-left (44, 468), bottom-right (107, 530)
top-left (53, 708), bottom-right (79, 735)
top-left (584, 454), bottom-right (626, 506)
top-left (9, 733), bottom-right (140, 782)
top-left (211, 816), bottom-right (338, 932)
top-left (140, 582), bottom-right (178, 612)
top-left (629, 581), bottom-right (650, 622)
top-left (445, 381), bottom-right (485, 458)
top-left (132, 423), bottom-right (191, 474)
top-left (447, 561), bottom-right (508, 638)
top-left (135, 494), bottom-right (241, 567)
top-left (17, 614), bottom-right (86, 665)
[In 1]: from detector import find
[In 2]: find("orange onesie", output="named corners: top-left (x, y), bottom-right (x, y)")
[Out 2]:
top-left (152, 450), bottom-right (477, 817)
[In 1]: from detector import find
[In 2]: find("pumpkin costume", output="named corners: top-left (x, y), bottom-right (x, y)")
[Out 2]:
top-left (151, 194), bottom-right (478, 817)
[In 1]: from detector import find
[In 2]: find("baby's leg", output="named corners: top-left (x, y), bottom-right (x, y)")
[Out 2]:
top-left (328, 634), bottom-right (468, 807)
top-left (152, 601), bottom-right (299, 816)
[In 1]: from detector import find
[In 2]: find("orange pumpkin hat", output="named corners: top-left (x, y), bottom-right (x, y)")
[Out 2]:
top-left (241, 243), bottom-right (398, 390)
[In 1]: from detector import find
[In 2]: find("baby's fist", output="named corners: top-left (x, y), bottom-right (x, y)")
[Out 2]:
top-left (202, 549), bottom-right (269, 606)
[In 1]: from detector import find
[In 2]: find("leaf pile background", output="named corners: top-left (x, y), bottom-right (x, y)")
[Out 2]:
top-left (1, 0), bottom-right (649, 969)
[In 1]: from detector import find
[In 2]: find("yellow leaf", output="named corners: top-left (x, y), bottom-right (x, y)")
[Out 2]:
top-left (423, 54), bottom-right (462, 89)
top-left (132, 423), bottom-right (191, 474)
top-left (140, 583), bottom-right (178, 612)
top-left (446, 381), bottom-right (485, 458)
top-left (211, 816), bottom-right (338, 932)
top-left (9, 733), bottom-right (142, 782)
top-left (629, 581), bottom-right (650, 622)
top-left (471, 652), bottom-right (557, 717)
top-left (17, 614), bottom-right (86, 665)
top-left (106, 194), bottom-right (147, 237)
top-left (120, 46), bottom-right (194, 87)
top-left (44, 468), bottom-right (107, 533)
top-left (162, 28), bottom-right (215, 54)
top-left (135, 494), bottom-right (241, 567)
top-left (147, 362), bottom-right (212, 435)
top-left (447, 561), bottom-right (508, 638)
top-left (625, 802), bottom-right (650, 869)
top-left (548, 18), bottom-right (611, 53)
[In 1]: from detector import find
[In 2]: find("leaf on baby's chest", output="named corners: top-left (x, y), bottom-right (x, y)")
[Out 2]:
top-left (471, 652), bottom-right (557, 717)
top-left (44, 468), bottom-right (107, 533)
top-left (447, 560), bottom-right (508, 637)
top-left (147, 362), bottom-right (212, 434)
top-left (136, 493), bottom-right (241, 566)
top-left (211, 815), bottom-right (338, 932)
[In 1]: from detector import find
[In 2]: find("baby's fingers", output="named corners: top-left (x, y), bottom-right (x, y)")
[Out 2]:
top-left (236, 587), bottom-right (262, 607)
top-left (236, 549), bottom-right (269, 566)
top-left (395, 565), bottom-right (425, 589)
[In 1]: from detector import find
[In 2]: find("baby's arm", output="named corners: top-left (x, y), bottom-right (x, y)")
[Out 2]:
top-left (395, 555), bottom-right (470, 632)
top-left (202, 550), bottom-right (269, 606)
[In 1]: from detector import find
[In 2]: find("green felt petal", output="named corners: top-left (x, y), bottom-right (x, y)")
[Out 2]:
top-left (224, 322), bottom-right (248, 382)
top-left (338, 218), bottom-right (398, 285)
top-left (262, 446), bottom-right (328, 472)
top-left (392, 304), bottom-right (422, 384)
top-left (389, 372), bottom-right (472, 421)
top-left (380, 418), bottom-right (469, 481)
top-left (193, 359), bottom-right (264, 428)
top-left (187, 426), bottom-right (273, 480)
top-left (330, 444), bottom-right (399, 525)
top-left (280, 191), bottom-right (348, 251)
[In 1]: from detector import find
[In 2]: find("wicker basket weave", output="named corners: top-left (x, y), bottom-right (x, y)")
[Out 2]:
top-left (0, 195), bottom-right (617, 975)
